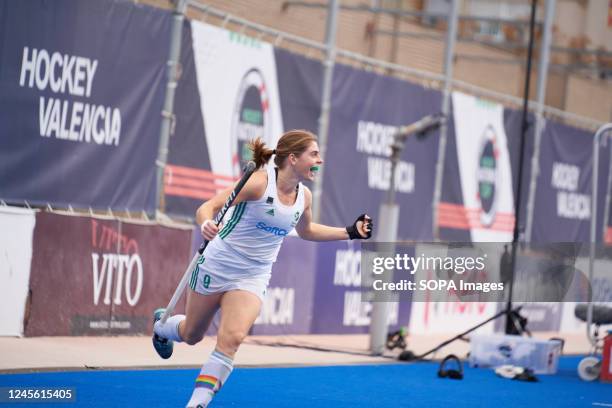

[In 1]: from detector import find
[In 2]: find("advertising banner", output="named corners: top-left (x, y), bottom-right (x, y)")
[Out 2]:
top-left (321, 63), bottom-right (441, 240)
top-left (608, 199), bottom-right (612, 244)
top-left (531, 121), bottom-right (609, 242)
top-left (444, 92), bottom-right (515, 242)
top-left (310, 241), bottom-right (413, 334)
top-left (26, 212), bottom-right (192, 336)
top-left (397, 242), bottom-right (498, 335)
top-left (409, 301), bottom-right (497, 335)
top-left (0, 0), bottom-right (171, 212)
top-left (190, 21), bottom-right (284, 178)
top-left (437, 111), bottom-right (472, 242)
top-left (273, 48), bottom-right (322, 132)
top-left (437, 106), bottom-right (532, 242)
top-left (0, 207), bottom-right (36, 336)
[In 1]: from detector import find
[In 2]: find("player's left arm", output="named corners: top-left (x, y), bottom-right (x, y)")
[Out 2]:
top-left (295, 186), bottom-right (373, 242)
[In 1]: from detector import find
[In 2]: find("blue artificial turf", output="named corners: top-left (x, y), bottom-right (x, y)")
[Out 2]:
top-left (0, 357), bottom-right (609, 407)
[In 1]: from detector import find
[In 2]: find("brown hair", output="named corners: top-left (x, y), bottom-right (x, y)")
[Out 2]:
top-left (249, 130), bottom-right (318, 169)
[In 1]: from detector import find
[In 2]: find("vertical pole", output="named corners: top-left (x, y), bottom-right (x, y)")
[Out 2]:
top-left (588, 124), bottom-right (612, 346)
top-left (432, 0), bottom-right (460, 240)
top-left (369, 140), bottom-right (401, 355)
top-left (387, 0), bottom-right (402, 75)
top-left (368, 205), bottom-right (399, 355)
top-left (505, 0), bottom-right (538, 334)
top-left (155, 0), bottom-right (188, 217)
top-left (525, 0), bottom-right (556, 241)
top-left (602, 141), bottom-right (612, 243)
top-left (312, 0), bottom-right (339, 223)
top-left (368, 116), bottom-right (443, 354)
top-left (367, 0), bottom-right (381, 57)
top-left (588, 129), bottom-right (601, 347)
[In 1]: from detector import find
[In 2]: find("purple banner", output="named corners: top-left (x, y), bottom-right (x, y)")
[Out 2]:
top-left (311, 241), bottom-right (412, 334)
top-left (273, 48), bottom-right (323, 196)
top-left (531, 121), bottom-right (609, 242)
top-left (274, 48), bottom-right (322, 133)
top-left (276, 48), bottom-right (441, 239)
top-left (321, 63), bottom-right (441, 240)
top-left (0, 0), bottom-right (170, 212)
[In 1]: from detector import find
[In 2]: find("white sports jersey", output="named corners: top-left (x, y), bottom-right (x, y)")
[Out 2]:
top-left (204, 164), bottom-right (305, 267)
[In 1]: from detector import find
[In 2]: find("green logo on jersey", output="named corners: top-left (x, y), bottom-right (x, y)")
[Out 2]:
top-left (266, 208), bottom-right (275, 216)
top-left (291, 211), bottom-right (301, 227)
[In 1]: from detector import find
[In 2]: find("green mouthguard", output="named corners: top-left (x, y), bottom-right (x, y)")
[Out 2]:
top-left (310, 166), bottom-right (320, 171)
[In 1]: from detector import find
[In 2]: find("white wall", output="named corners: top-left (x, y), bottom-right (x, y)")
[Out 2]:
top-left (0, 207), bottom-right (36, 336)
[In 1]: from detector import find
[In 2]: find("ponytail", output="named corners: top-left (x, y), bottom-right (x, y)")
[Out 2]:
top-left (248, 137), bottom-right (275, 169)
top-left (248, 130), bottom-right (318, 170)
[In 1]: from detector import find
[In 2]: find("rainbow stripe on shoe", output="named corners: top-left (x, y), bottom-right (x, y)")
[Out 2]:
top-left (195, 375), bottom-right (218, 390)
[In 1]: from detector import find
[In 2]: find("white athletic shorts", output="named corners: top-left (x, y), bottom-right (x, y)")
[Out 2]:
top-left (188, 240), bottom-right (272, 302)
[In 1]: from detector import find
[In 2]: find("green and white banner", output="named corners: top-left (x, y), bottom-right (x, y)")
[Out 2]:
top-left (452, 92), bottom-right (515, 242)
top-left (191, 21), bottom-right (284, 178)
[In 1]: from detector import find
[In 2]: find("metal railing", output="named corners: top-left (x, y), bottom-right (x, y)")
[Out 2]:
top-left (187, 1), bottom-right (604, 131)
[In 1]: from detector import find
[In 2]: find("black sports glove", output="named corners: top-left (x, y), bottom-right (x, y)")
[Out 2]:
top-left (346, 214), bottom-right (373, 240)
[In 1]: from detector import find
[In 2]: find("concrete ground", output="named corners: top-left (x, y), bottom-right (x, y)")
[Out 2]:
top-left (0, 332), bottom-right (592, 372)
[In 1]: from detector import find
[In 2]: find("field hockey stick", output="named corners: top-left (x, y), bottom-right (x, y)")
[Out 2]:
top-left (159, 161), bottom-right (257, 324)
